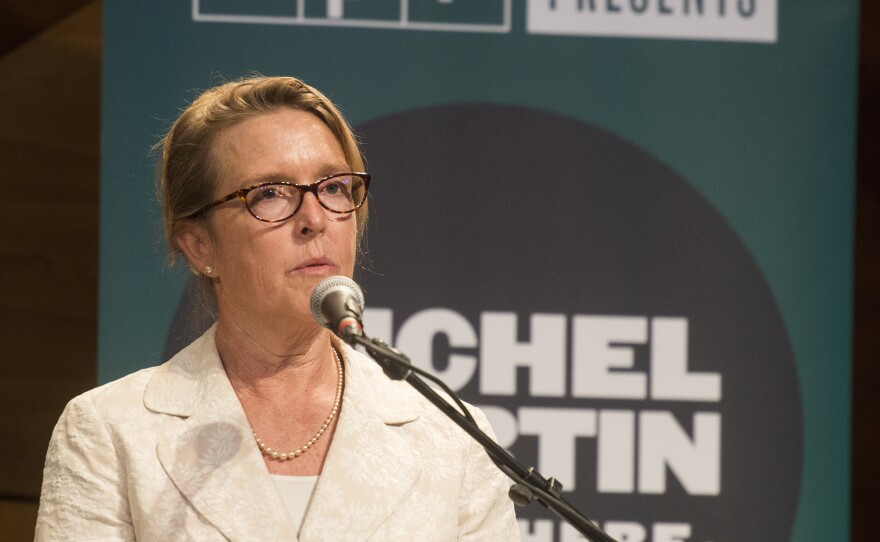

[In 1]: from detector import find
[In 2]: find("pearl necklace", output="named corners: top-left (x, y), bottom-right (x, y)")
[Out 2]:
top-left (253, 348), bottom-right (344, 461)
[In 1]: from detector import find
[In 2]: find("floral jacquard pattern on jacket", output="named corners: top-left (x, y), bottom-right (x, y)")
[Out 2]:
top-left (36, 326), bottom-right (520, 541)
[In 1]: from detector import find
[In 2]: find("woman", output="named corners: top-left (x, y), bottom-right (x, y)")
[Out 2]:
top-left (36, 76), bottom-right (520, 541)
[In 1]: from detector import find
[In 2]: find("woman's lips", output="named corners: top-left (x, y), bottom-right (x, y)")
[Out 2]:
top-left (292, 259), bottom-right (336, 275)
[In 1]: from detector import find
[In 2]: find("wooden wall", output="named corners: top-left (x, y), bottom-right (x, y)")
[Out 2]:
top-left (0, 2), bottom-right (100, 540)
top-left (0, 1), bottom-right (874, 540)
top-left (852, 0), bottom-right (880, 536)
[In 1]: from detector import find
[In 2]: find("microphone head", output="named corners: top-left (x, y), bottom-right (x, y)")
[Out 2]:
top-left (310, 275), bottom-right (365, 327)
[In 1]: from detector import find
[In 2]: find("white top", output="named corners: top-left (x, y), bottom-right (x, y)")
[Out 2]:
top-left (271, 475), bottom-right (320, 534)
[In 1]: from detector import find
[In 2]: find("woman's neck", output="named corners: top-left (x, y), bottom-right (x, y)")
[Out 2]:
top-left (216, 317), bottom-right (344, 476)
top-left (215, 315), bottom-right (337, 399)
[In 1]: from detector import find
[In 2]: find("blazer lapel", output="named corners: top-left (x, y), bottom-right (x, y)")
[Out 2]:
top-left (300, 346), bottom-right (423, 542)
top-left (147, 327), bottom-right (298, 541)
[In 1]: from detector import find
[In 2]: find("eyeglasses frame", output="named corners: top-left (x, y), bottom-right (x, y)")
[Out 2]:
top-left (188, 172), bottom-right (371, 223)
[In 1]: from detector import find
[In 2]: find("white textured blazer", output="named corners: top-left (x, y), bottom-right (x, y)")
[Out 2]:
top-left (36, 326), bottom-right (520, 541)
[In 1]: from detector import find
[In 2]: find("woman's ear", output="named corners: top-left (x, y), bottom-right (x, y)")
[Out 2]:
top-left (175, 220), bottom-right (216, 276)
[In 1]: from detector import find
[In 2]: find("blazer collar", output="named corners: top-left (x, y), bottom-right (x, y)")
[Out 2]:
top-left (300, 345), bottom-right (424, 541)
top-left (146, 326), bottom-right (298, 541)
top-left (144, 327), bottom-right (426, 541)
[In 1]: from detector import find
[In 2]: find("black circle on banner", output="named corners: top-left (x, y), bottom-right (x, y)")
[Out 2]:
top-left (355, 105), bottom-right (801, 541)
top-left (165, 104), bottom-right (801, 541)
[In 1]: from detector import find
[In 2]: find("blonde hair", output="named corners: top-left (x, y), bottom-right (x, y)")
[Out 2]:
top-left (156, 76), bottom-right (368, 263)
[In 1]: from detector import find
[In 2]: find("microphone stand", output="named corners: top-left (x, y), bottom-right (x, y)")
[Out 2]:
top-left (345, 332), bottom-right (618, 542)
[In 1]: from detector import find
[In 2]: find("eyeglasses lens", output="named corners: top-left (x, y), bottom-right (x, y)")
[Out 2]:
top-left (319, 174), bottom-right (365, 213)
top-left (245, 174), bottom-right (367, 222)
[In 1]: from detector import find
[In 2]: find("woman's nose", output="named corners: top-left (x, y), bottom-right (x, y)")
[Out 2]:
top-left (294, 192), bottom-right (327, 235)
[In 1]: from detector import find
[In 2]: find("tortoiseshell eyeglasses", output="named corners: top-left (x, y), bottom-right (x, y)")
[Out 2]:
top-left (188, 172), bottom-right (370, 223)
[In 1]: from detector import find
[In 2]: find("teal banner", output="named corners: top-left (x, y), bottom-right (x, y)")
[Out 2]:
top-left (101, 1), bottom-right (857, 539)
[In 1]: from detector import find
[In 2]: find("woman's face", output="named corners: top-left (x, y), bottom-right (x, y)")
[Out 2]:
top-left (203, 108), bottom-right (358, 330)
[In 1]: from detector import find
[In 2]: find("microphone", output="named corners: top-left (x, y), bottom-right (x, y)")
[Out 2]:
top-left (310, 276), bottom-right (365, 341)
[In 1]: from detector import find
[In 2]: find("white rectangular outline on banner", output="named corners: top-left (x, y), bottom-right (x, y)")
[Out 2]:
top-left (192, 0), bottom-right (512, 33)
top-left (526, 0), bottom-right (777, 43)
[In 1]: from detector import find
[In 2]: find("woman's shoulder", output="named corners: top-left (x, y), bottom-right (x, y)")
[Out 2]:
top-left (72, 325), bottom-right (221, 415)
top-left (340, 344), bottom-right (424, 405)
top-left (340, 343), bottom-right (492, 431)
top-left (63, 326), bottom-right (218, 421)
top-left (60, 365), bottom-right (157, 423)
